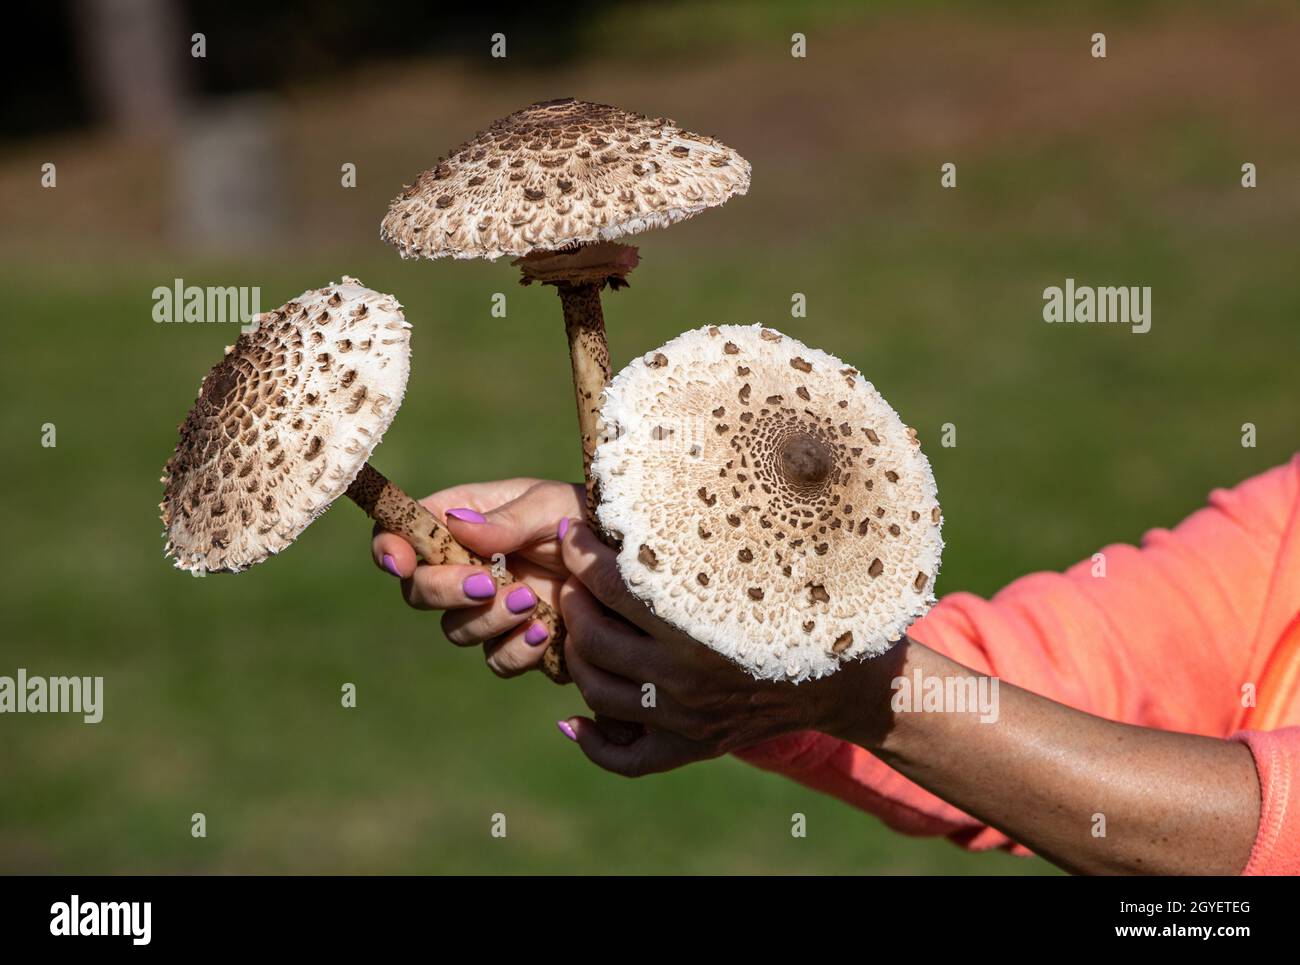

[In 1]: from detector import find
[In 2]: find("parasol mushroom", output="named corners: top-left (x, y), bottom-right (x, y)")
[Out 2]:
top-left (159, 277), bottom-right (568, 681)
top-left (592, 324), bottom-right (943, 682)
top-left (380, 98), bottom-right (750, 521)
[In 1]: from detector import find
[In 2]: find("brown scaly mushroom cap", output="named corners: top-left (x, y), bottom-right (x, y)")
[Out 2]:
top-left (161, 278), bottom-right (410, 573)
top-left (379, 98), bottom-right (751, 262)
top-left (592, 325), bottom-right (943, 682)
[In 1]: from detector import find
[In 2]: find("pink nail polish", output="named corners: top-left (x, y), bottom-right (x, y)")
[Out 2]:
top-left (557, 720), bottom-right (578, 742)
top-left (381, 554), bottom-right (401, 578)
top-left (505, 586), bottom-right (536, 613)
top-left (463, 573), bottom-right (496, 600)
top-left (524, 621), bottom-right (549, 646)
top-left (447, 507), bottom-right (486, 523)
top-left (557, 517), bottom-right (570, 542)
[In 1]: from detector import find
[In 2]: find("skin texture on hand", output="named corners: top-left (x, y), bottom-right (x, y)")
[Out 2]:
top-left (555, 518), bottom-right (852, 768)
top-left (554, 517), bottom-right (1262, 876)
top-left (370, 478), bottom-right (584, 677)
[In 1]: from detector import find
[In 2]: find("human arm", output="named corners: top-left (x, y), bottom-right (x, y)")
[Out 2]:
top-left (554, 520), bottom-right (1261, 874)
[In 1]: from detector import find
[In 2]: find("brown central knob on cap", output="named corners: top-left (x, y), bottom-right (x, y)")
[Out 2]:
top-left (777, 431), bottom-right (834, 489)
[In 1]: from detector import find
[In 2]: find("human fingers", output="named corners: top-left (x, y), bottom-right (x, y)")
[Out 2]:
top-left (398, 563), bottom-right (501, 612)
top-left (444, 481), bottom-right (584, 571)
top-left (439, 580), bottom-right (545, 648)
top-left (558, 577), bottom-right (671, 683)
top-left (556, 716), bottom-right (709, 777)
top-left (481, 617), bottom-right (557, 678)
top-left (557, 519), bottom-right (666, 635)
top-left (372, 525), bottom-right (418, 578)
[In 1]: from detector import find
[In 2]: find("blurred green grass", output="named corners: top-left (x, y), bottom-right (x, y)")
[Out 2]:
top-left (1, 1), bottom-right (1297, 874)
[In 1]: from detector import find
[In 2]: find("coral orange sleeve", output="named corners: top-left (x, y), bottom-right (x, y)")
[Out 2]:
top-left (736, 455), bottom-right (1300, 868)
top-left (1230, 727), bottom-right (1300, 875)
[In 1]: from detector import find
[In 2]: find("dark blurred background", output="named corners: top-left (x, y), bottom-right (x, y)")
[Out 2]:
top-left (1, 0), bottom-right (1296, 873)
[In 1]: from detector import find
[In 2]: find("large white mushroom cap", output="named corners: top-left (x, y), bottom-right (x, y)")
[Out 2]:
top-left (380, 98), bottom-right (751, 261)
top-left (593, 325), bottom-right (943, 682)
top-left (161, 278), bottom-right (411, 573)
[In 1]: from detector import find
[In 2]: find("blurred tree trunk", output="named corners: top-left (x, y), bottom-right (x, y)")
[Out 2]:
top-left (74, 0), bottom-right (184, 133)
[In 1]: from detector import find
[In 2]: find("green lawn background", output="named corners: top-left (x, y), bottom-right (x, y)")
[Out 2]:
top-left (0, 1), bottom-right (1295, 873)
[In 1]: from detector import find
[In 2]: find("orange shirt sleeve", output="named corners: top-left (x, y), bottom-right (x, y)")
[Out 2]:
top-left (736, 455), bottom-right (1300, 865)
top-left (1230, 727), bottom-right (1300, 875)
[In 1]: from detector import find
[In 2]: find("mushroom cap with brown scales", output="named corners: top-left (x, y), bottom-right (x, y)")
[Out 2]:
top-left (592, 325), bottom-right (943, 683)
top-left (380, 98), bottom-right (751, 262)
top-left (161, 278), bottom-right (411, 573)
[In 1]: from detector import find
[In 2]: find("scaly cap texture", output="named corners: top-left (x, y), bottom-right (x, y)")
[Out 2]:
top-left (161, 278), bottom-right (410, 573)
top-left (593, 325), bottom-right (943, 682)
top-left (381, 98), bottom-right (750, 261)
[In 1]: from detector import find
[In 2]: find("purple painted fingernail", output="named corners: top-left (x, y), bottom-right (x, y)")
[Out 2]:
top-left (524, 621), bottom-right (549, 646)
top-left (506, 586), bottom-right (537, 613)
top-left (557, 517), bottom-right (570, 542)
top-left (462, 572), bottom-right (496, 600)
top-left (446, 507), bottom-right (486, 524)
top-left (381, 553), bottom-right (401, 578)
top-left (557, 720), bottom-right (578, 742)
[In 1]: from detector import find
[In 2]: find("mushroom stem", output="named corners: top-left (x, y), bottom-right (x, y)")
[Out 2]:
top-left (556, 281), bottom-right (611, 532)
top-left (345, 462), bottom-right (568, 683)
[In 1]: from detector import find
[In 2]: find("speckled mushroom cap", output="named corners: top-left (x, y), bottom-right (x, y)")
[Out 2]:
top-left (380, 98), bottom-right (751, 261)
top-left (593, 325), bottom-right (943, 682)
top-left (161, 278), bottom-right (410, 573)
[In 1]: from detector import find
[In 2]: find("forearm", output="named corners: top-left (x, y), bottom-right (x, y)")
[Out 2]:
top-left (823, 638), bottom-right (1261, 875)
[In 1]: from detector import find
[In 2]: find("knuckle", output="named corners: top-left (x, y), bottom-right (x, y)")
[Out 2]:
top-left (567, 623), bottom-right (593, 662)
top-left (485, 654), bottom-right (522, 679)
top-left (623, 752), bottom-right (652, 779)
top-left (487, 644), bottom-right (529, 677)
top-left (563, 611), bottom-right (595, 657)
top-left (406, 584), bottom-right (436, 612)
top-left (589, 565), bottom-right (624, 605)
top-left (584, 687), bottom-right (616, 719)
top-left (679, 713), bottom-right (713, 743)
top-left (440, 613), bottom-right (472, 646)
top-left (609, 756), bottom-right (643, 779)
top-left (412, 571), bottom-right (451, 611)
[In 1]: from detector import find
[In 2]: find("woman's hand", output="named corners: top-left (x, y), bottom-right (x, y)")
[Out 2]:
top-left (370, 478), bottom-right (584, 677)
top-left (554, 518), bottom-right (886, 774)
top-left (554, 518), bottom-right (1260, 874)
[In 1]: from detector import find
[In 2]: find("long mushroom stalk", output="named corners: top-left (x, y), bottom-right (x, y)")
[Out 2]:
top-left (347, 463), bottom-right (567, 681)
top-left (516, 241), bottom-right (639, 530)
top-left (558, 281), bottom-right (611, 517)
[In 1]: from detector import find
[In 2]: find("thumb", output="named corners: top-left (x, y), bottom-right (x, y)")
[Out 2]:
top-left (444, 483), bottom-right (579, 560)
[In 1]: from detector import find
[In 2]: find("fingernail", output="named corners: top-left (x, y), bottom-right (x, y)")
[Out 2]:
top-left (556, 517), bottom-right (570, 542)
top-left (524, 621), bottom-right (549, 646)
top-left (446, 507), bottom-right (486, 523)
top-left (462, 572), bottom-right (496, 600)
top-left (557, 720), bottom-right (578, 742)
top-left (381, 554), bottom-right (401, 578)
top-left (506, 585), bottom-right (537, 613)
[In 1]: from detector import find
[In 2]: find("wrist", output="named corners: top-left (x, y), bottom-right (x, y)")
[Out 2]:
top-left (813, 636), bottom-right (911, 750)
